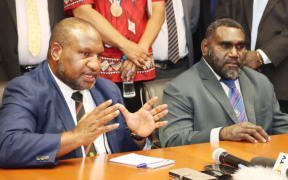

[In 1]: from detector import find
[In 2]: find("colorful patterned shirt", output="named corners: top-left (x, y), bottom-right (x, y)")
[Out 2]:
top-left (64, 0), bottom-right (165, 82)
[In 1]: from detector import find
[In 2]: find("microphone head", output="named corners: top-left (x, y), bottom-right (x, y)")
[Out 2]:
top-left (212, 148), bottom-right (227, 164)
top-left (250, 157), bottom-right (276, 168)
top-left (232, 166), bottom-right (285, 180)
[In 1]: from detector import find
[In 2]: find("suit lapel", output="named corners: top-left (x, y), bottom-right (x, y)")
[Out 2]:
top-left (239, 69), bottom-right (256, 124)
top-left (244, 0), bottom-right (253, 32)
top-left (6, 0), bottom-right (17, 28)
top-left (44, 62), bottom-right (75, 131)
top-left (198, 60), bottom-right (238, 124)
top-left (260, 0), bottom-right (279, 25)
top-left (89, 85), bottom-right (118, 153)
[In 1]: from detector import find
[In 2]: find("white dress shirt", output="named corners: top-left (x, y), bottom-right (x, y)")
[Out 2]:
top-left (49, 66), bottom-right (111, 156)
top-left (15, 0), bottom-right (51, 65)
top-left (202, 60), bottom-right (245, 143)
top-left (152, 0), bottom-right (188, 61)
top-left (251, 0), bottom-right (271, 64)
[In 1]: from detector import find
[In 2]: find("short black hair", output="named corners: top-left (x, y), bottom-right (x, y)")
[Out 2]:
top-left (47, 17), bottom-right (97, 59)
top-left (205, 18), bottom-right (245, 38)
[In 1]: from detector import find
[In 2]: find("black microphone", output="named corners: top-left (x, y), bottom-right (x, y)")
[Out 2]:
top-left (212, 148), bottom-right (251, 168)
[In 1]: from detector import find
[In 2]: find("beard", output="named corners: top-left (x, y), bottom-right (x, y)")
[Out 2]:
top-left (56, 62), bottom-right (94, 90)
top-left (208, 50), bottom-right (243, 80)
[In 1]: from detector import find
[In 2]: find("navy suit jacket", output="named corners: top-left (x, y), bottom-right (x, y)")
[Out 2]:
top-left (0, 61), bottom-right (139, 168)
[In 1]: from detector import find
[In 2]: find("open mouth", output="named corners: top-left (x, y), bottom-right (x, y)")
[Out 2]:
top-left (81, 73), bottom-right (97, 82)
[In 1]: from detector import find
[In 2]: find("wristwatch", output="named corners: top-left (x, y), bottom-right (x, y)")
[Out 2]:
top-left (130, 132), bottom-right (145, 141)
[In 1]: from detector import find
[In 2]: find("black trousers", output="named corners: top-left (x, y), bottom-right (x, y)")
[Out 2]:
top-left (279, 100), bottom-right (288, 114)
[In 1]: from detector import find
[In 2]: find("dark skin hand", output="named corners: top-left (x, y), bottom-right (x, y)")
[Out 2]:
top-left (220, 122), bottom-right (271, 143)
top-left (244, 50), bottom-right (263, 69)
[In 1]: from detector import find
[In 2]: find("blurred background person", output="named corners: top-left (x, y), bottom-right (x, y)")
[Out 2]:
top-left (0, 0), bottom-right (66, 81)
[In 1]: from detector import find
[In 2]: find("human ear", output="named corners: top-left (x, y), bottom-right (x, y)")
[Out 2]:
top-left (201, 39), bottom-right (209, 57)
top-left (50, 42), bottom-right (62, 61)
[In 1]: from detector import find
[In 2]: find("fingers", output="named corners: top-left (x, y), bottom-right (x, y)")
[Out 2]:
top-left (222, 122), bottom-right (270, 143)
top-left (150, 104), bottom-right (168, 116)
top-left (93, 103), bottom-right (122, 127)
top-left (118, 104), bottom-right (130, 119)
top-left (153, 109), bottom-right (168, 122)
top-left (97, 123), bottom-right (120, 134)
top-left (130, 64), bottom-right (137, 81)
top-left (155, 121), bottom-right (168, 128)
top-left (142, 96), bottom-right (158, 110)
top-left (120, 62), bottom-right (129, 80)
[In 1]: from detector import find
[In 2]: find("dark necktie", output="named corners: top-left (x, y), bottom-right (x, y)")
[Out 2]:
top-left (166, 0), bottom-right (180, 64)
top-left (222, 80), bottom-right (248, 123)
top-left (71, 91), bottom-right (97, 157)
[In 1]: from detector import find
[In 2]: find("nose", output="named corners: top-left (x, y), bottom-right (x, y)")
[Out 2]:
top-left (229, 46), bottom-right (239, 58)
top-left (87, 55), bottom-right (100, 71)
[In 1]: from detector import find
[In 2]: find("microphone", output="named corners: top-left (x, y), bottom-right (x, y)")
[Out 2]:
top-left (212, 148), bottom-right (250, 168)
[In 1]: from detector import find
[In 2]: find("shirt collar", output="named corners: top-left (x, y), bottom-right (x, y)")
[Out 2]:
top-left (203, 58), bottom-right (222, 81)
top-left (48, 65), bottom-right (80, 101)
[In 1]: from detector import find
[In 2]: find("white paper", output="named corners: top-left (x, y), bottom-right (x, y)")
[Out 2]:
top-left (109, 153), bottom-right (175, 169)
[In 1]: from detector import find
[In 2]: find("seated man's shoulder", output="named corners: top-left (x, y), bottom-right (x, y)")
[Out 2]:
top-left (165, 65), bottom-right (201, 91)
top-left (243, 67), bottom-right (273, 88)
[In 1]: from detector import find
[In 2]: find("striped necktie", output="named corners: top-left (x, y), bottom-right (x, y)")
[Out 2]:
top-left (27, 0), bottom-right (41, 56)
top-left (166, 0), bottom-right (180, 64)
top-left (222, 80), bottom-right (248, 123)
top-left (71, 91), bottom-right (97, 157)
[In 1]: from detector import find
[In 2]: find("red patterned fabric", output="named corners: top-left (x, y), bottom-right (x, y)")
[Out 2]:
top-left (64, 0), bottom-right (166, 82)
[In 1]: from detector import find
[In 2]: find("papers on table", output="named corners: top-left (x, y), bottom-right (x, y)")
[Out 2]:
top-left (109, 153), bottom-right (175, 169)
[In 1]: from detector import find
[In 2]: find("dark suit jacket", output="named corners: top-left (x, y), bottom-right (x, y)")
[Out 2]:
top-left (0, 0), bottom-right (67, 81)
top-left (215, 0), bottom-right (288, 101)
top-left (159, 59), bottom-right (288, 147)
top-left (193, 0), bottom-right (213, 63)
top-left (0, 61), bottom-right (139, 168)
top-left (182, 0), bottom-right (200, 67)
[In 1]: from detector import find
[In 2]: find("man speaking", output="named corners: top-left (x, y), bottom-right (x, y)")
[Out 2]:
top-left (0, 18), bottom-right (168, 168)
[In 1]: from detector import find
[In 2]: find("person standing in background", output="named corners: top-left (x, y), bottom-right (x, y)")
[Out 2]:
top-left (193, 0), bottom-right (219, 63)
top-left (153, 0), bottom-right (200, 79)
top-left (64, 0), bottom-right (166, 112)
top-left (0, 0), bottom-right (67, 81)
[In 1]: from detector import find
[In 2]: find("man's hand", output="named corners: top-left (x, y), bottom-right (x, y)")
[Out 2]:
top-left (57, 100), bottom-right (120, 158)
top-left (120, 60), bottom-right (137, 81)
top-left (220, 122), bottom-right (270, 143)
top-left (120, 41), bottom-right (149, 68)
top-left (73, 100), bottom-right (120, 146)
top-left (118, 97), bottom-right (168, 138)
top-left (244, 50), bottom-right (263, 69)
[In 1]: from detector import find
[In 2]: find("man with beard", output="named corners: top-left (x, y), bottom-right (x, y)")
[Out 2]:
top-left (0, 17), bottom-right (168, 168)
top-left (159, 18), bottom-right (288, 147)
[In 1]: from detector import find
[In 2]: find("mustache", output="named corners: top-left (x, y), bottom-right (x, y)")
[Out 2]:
top-left (224, 59), bottom-right (242, 66)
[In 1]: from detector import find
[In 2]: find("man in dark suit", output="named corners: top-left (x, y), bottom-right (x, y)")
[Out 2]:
top-left (215, 0), bottom-right (288, 113)
top-left (159, 18), bottom-right (288, 147)
top-left (0, 0), bottom-right (66, 81)
top-left (0, 18), bottom-right (168, 168)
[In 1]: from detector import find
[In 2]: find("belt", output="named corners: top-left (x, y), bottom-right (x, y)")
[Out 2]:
top-left (155, 56), bottom-right (188, 70)
top-left (20, 64), bottom-right (38, 73)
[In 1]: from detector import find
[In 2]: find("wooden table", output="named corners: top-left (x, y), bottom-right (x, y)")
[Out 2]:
top-left (1, 134), bottom-right (287, 180)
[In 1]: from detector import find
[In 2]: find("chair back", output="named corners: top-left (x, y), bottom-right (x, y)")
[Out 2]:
top-left (140, 78), bottom-right (172, 148)
top-left (0, 81), bottom-right (8, 107)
